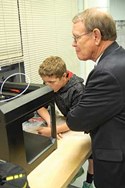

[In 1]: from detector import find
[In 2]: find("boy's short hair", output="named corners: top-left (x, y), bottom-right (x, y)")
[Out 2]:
top-left (39, 56), bottom-right (67, 78)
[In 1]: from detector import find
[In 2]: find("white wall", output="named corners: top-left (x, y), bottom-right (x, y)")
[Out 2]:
top-left (109, 0), bottom-right (125, 20)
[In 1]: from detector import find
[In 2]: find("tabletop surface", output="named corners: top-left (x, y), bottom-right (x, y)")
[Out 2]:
top-left (28, 131), bottom-right (91, 188)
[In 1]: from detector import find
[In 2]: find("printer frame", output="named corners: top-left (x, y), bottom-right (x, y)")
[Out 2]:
top-left (0, 82), bottom-right (57, 174)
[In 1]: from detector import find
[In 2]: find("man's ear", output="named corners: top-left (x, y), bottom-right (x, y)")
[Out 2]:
top-left (92, 28), bottom-right (102, 46)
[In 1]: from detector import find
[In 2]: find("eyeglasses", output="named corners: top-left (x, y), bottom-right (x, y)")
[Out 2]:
top-left (72, 32), bottom-right (90, 43)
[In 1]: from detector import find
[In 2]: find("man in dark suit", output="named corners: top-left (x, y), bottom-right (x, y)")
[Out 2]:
top-left (66, 7), bottom-right (125, 188)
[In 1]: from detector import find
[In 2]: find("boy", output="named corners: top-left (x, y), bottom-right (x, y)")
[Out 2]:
top-left (37, 56), bottom-right (85, 137)
top-left (37, 56), bottom-right (93, 188)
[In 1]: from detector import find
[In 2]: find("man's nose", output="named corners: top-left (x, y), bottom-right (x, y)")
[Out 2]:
top-left (72, 41), bottom-right (77, 47)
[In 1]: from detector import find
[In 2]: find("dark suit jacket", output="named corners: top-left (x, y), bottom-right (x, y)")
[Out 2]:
top-left (67, 41), bottom-right (125, 188)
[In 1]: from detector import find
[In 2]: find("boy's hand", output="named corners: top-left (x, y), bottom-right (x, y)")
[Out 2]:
top-left (57, 133), bottom-right (63, 140)
top-left (37, 127), bottom-right (51, 137)
top-left (37, 127), bottom-right (64, 140)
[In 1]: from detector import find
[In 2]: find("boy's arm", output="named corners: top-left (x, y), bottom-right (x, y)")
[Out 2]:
top-left (37, 107), bottom-right (51, 126)
top-left (56, 122), bottom-right (70, 133)
top-left (37, 119), bottom-right (70, 137)
top-left (37, 108), bottom-right (70, 137)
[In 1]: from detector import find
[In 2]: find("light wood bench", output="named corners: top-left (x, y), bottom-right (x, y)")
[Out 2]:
top-left (28, 131), bottom-right (91, 188)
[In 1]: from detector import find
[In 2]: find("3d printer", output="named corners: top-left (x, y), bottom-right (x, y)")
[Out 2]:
top-left (0, 82), bottom-right (57, 174)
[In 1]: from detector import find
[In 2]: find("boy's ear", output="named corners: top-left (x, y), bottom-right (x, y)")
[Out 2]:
top-left (63, 72), bottom-right (67, 78)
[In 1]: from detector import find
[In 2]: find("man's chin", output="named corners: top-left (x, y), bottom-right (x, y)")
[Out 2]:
top-left (77, 55), bottom-right (84, 60)
top-left (77, 55), bottom-right (88, 61)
